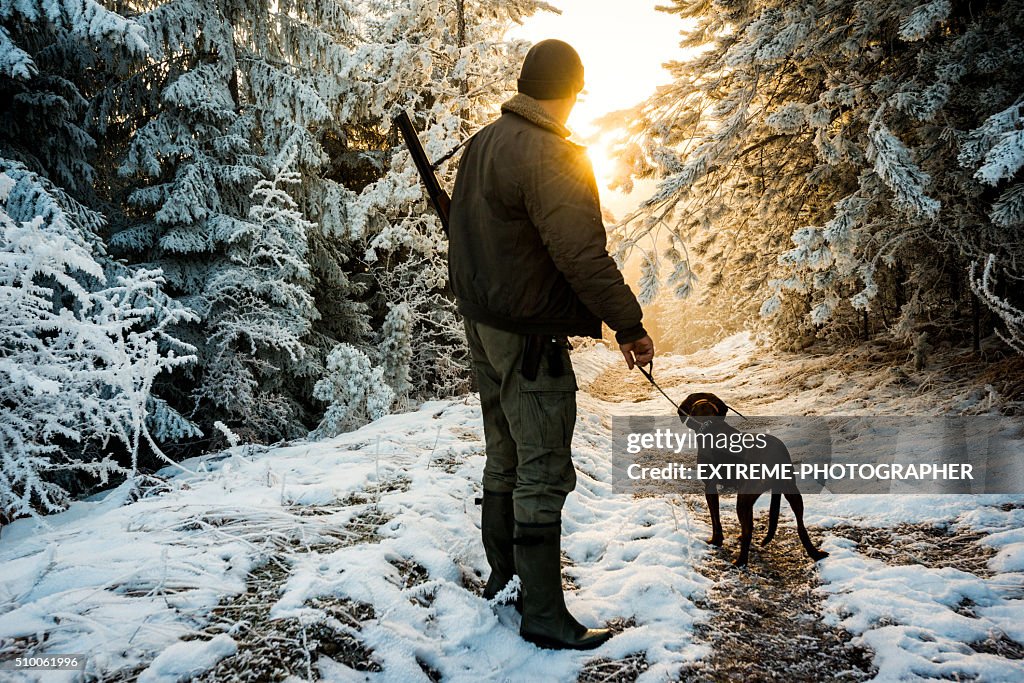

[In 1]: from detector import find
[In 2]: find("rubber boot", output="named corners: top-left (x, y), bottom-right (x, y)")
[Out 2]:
top-left (514, 521), bottom-right (612, 651)
top-left (481, 490), bottom-right (517, 603)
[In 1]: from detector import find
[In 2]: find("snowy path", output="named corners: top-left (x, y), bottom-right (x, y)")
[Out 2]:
top-left (1, 334), bottom-right (1023, 682)
top-left (679, 509), bottom-right (875, 681)
top-left (583, 337), bottom-right (1024, 682)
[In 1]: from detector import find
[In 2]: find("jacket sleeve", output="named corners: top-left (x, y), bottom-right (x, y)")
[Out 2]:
top-left (522, 140), bottom-right (647, 344)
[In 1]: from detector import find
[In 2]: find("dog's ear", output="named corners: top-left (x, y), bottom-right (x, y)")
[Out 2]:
top-left (707, 393), bottom-right (727, 416)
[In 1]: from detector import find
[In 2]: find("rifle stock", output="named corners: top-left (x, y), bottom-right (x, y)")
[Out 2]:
top-left (393, 110), bottom-right (451, 234)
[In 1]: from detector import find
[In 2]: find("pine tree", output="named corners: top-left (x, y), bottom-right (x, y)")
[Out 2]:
top-left (192, 158), bottom-right (319, 439)
top-left (310, 343), bottom-right (395, 438)
top-left (1, 0), bottom-right (199, 516)
top-left (100, 0), bottom-right (553, 439)
top-left (101, 0), bottom-right (359, 441)
top-left (0, 0), bottom-right (148, 197)
top-left (378, 302), bottom-right (414, 405)
top-left (4, 0), bottom-right (557, 461)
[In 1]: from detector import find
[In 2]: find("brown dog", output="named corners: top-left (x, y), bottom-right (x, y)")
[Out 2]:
top-left (678, 392), bottom-right (828, 567)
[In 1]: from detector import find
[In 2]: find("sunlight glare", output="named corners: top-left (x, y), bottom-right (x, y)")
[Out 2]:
top-left (583, 135), bottom-right (617, 196)
top-left (507, 1), bottom-right (687, 213)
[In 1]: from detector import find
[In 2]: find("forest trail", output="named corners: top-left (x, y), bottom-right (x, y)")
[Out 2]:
top-left (679, 514), bottom-right (876, 682)
top-left (576, 336), bottom-right (1024, 682)
top-left (581, 344), bottom-right (876, 681)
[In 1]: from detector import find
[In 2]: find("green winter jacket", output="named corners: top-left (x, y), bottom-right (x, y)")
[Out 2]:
top-left (448, 94), bottom-right (646, 344)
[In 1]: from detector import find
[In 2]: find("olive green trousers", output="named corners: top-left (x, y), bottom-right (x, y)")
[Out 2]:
top-left (464, 318), bottom-right (578, 525)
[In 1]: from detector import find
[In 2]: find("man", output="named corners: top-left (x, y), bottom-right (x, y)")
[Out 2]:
top-left (448, 39), bottom-right (655, 651)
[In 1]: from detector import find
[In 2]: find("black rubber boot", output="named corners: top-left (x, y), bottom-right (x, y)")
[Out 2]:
top-left (481, 490), bottom-right (517, 602)
top-left (514, 521), bottom-right (612, 651)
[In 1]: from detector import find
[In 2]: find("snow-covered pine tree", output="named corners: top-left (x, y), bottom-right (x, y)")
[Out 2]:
top-left (0, 165), bottom-right (196, 520)
top-left (379, 302), bottom-right (414, 405)
top-left (310, 343), bottom-right (395, 438)
top-left (101, 0), bottom-right (553, 440)
top-left (101, 0), bottom-right (361, 440)
top-left (971, 255), bottom-right (1024, 354)
top-left (961, 94), bottom-right (1024, 353)
top-left (0, 0), bottom-right (148, 198)
top-left (0, 0), bottom-right (199, 475)
top-left (608, 0), bottom-right (1024, 350)
top-left (192, 158), bottom-right (319, 439)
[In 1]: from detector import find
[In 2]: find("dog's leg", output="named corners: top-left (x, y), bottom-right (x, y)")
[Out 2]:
top-left (784, 493), bottom-right (829, 561)
top-left (734, 494), bottom-right (757, 566)
top-left (705, 489), bottom-right (724, 546)
top-left (761, 493), bottom-right (781, 546)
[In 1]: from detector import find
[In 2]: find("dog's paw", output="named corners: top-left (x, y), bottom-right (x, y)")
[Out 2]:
top-left (731, 557), bottom-right (749, 568)
top-left (707, 535), bottom-right (724, 547)
top-left (810, 550), bottom-right (829, 562)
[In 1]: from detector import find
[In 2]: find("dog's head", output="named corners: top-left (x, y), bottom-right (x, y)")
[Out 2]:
top-left (678, 392), bottom-right (727, 430)
top-left (679, 392), bottom-right (728, 417)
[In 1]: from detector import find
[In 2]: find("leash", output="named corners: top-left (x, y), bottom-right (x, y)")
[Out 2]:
top-left (636, 362), bottom-right (748, 420)
top-left (637, 363), bottom-right (680, 410)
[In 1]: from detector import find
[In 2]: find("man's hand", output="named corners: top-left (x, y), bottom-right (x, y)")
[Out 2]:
top-left (619, 335), bottom-right (655, 370)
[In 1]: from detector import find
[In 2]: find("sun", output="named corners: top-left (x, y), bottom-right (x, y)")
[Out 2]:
top-left (507, 1), bottom-right (684, 212)
top-left (583, 135), bottom-right (618, 194)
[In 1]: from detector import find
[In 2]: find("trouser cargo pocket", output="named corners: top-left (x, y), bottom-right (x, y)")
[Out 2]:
top-left (519, 374), bottom-right (578, 449)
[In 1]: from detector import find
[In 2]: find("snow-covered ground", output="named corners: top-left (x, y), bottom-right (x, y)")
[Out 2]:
top-left (1, 334), bottom-right (1022, 682)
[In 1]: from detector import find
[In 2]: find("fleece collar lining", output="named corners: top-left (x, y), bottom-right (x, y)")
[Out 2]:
top-left (500, 93), bottom-right (572, 138)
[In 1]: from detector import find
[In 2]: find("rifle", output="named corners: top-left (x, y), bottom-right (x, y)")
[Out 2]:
top-left (393, 110), bottom-right (454, 235)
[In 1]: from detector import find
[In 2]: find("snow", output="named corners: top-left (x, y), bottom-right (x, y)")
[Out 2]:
top-left (817, 544), bottom-right (1022, 681)
top-left (137, 634), bottom-right (238, 683)
top-left (1, 334), bottom-right (1022, 681)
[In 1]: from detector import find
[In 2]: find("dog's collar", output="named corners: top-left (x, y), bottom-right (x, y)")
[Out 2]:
top-left (683, 415), bottom-right (714, 432)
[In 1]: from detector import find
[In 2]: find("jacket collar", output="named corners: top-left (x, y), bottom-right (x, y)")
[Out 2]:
top-left (501, 93), bottom-right (571, 138)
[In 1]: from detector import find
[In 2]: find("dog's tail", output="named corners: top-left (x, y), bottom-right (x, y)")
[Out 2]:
top-left (762, 494), bottom-right (781, 546)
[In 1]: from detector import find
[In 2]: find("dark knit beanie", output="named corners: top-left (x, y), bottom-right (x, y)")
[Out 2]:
top-left (517, 39), bottom-right (584, 100)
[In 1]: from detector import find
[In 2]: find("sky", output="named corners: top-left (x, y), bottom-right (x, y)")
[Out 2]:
top-left (507, 0), bottom-right (687, 215)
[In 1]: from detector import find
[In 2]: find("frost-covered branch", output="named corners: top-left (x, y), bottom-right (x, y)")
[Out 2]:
top-left (0, 167), bottom-right (196, 520)
top-left (970, 255), bottom-right (1024, 354)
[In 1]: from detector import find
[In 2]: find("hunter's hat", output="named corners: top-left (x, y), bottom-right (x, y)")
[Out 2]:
top-left (517, 39), bottom-right (585, 100)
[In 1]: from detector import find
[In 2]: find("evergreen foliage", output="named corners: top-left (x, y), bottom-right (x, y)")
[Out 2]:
top-left (98, 0), bottom-right (547, 442)
top-left (0, 165), bottom-right (195, 520)
top-left (609, 0), bottom-right (1024, 349)
top-left (311, 343), bottom-right (395, 437)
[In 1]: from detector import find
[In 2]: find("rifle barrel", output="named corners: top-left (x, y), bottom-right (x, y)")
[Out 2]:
top-left (394, 110), bottom-right (451, 234)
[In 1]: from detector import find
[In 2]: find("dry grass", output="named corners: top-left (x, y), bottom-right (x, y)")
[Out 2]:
top-left (170, 507), bottom-right (362, 554)
top-left (184, 499), bottom-right (397, 681)
top-left (191, 560), bottom-right (381, 682)
top-left (578, 651), bottom-right (649, 683)
top-left (428, 445), bottom-right (474, 474)
top-left (828, 523), bottom-right (997, 578)
top-left (970, 632), bottom-right (1024, 660)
